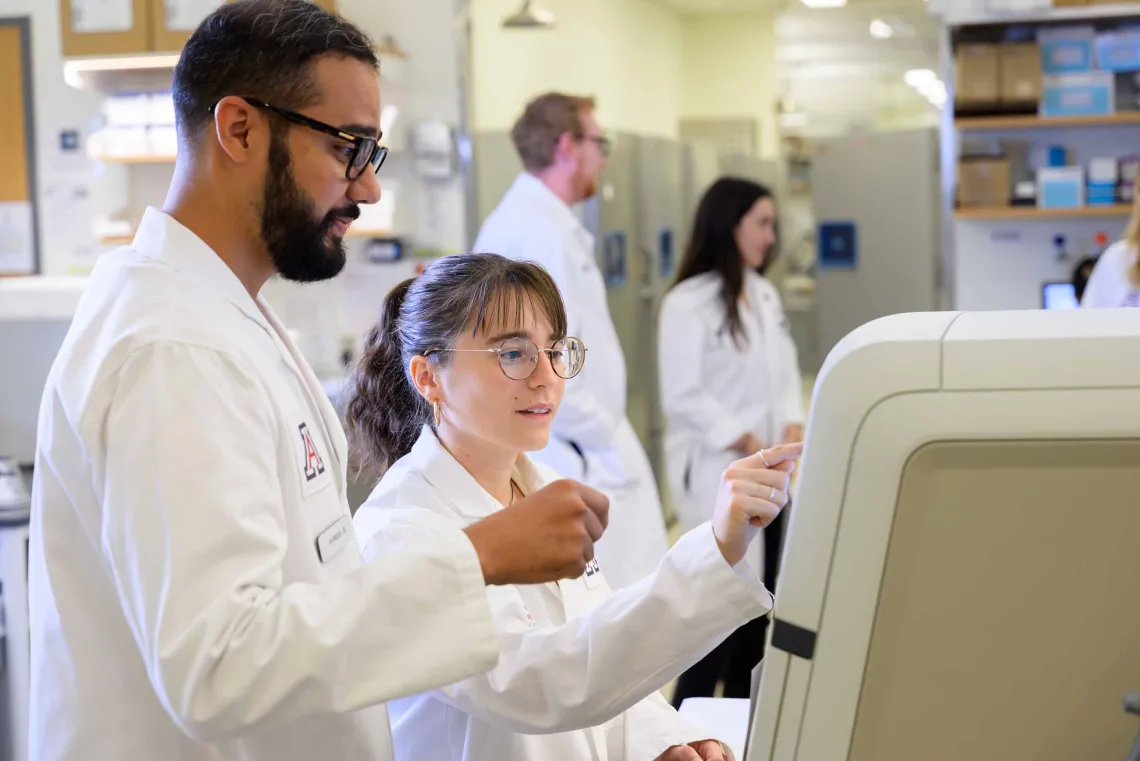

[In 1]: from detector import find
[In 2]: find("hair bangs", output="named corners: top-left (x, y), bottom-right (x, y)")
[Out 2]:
top-left (463, 264), bottom-right (568, 342)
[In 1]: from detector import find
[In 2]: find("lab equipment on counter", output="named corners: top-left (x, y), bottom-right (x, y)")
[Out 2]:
top-left (741, 308), bottom-right (1140, 761)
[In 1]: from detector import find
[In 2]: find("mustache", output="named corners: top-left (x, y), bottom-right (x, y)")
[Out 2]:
top-left (325, 205), bottom-right (360, 225)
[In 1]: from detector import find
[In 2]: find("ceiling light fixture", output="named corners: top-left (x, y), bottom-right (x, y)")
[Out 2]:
top-left (870, 19), bottom-right (894, 39)
top-left (800, 0), bottom-right (848, 8)
top-left (502, 0), bottom-right (556, 29)
top-left (904, 68), bottom-right (938, 87)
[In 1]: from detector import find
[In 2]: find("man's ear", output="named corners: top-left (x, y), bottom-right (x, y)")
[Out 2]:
top-left (211, 95), bottom-right (262, 164)
top-left (553, 130), bottom-right (578, 165)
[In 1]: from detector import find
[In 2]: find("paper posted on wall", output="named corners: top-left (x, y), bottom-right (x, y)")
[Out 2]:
top-left (0, 202), bottom-right (34, 275)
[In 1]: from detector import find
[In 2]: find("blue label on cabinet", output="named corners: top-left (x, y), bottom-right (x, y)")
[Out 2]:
top-left (603, 231), bottom-right (627, 287)
top-left (818, 221), bottom-right (857, 269)
top-left (659, 228), bottom-right (674, 278)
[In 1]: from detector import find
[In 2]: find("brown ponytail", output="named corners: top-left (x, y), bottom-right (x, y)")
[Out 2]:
top-left (344, 278), bottom-right (430, 475)
top-left (1127, 172), bottom-right (1140, 287)
top-left (343, 253), bottom-right (568, 475)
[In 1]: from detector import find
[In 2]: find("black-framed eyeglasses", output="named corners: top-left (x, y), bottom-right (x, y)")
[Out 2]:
top-left (219, 97), bottom-right (388, 181)
top-left (581, 134), bottom-right (612, 158)
top-left (426, 336), bottom-right (587, 381)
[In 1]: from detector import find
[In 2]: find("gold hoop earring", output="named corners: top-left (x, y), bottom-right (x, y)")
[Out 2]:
top-left (432, 400), bottom-right (442, 427)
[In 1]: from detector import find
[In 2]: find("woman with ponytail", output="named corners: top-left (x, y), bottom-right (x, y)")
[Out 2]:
top-left (1081, 173), bottom-right (1140, 308)
top-left (348, 253), bottom-right (802, 761)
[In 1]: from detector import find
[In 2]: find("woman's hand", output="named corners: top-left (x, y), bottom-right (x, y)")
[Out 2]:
top-left (654, 740), bottom-right (736, 761)
top-left (730, 431), bottom-right (765, 456)
top-left (781, 424), bottom-right (805, 444)
top-left (712, 443), bottom-right (803, 566)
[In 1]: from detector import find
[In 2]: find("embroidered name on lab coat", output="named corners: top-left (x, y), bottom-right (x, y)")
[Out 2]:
top-left (299, 423), bottom-right (326, 481)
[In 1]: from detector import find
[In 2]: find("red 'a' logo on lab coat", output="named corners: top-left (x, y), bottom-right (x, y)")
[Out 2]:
top-left (299, 423), bottom-right (326, 482)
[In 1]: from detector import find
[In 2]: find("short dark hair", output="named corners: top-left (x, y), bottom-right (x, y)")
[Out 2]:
top-left (173, 0), bottom-right (377, 143)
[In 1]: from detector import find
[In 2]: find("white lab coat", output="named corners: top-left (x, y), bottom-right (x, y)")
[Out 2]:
top-left (1080, 240), bottom-right (1140, 308)
top-left (353, 426), bottom-right (774, 761)
top-left (28, 208), bottom-right (500, 761)
top-left (657, 271), bottom-right (805, 568)
top-left (474, 173), bottom-right (670, 589)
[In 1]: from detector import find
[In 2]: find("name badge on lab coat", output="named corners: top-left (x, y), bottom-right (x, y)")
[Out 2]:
top-left (316, 516), bottom-right (352, 564)
top-left (583, 558), bottom-right (602, 590)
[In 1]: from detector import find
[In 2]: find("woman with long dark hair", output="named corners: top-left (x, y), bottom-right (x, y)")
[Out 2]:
top-left (347, 253), bottom-right (802, 761)
top-left (659, 177), bottom-right (806, 706)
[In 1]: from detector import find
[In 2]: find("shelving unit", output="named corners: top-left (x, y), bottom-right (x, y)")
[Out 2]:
top-left (95, 227), bottom-right (392, 247)
top-left (88, 153), bottom-right (175, 164)
top-left (955, 204), bottom-right (1133, 220)
top-left (935, 2), bottom-right (1140, 313)
top-left (955, 113), bottom-right (1140, 131)
top-left (942, 2), bottom-right (1140, 27)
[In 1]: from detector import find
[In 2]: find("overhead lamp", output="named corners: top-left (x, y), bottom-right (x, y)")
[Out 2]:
top-left (800, 0), bottom-right (848, 7)
top-left (502, 0), bottom-right (556, 29)
top-left (870, 19), bottom-right (894, 39)
top-left (904, 68), bottom-right (938, 87)
top-left (779, 112), bottom-right (809, 128)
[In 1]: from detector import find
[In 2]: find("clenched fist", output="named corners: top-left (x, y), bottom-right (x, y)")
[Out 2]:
top-left (712, 442), bottom-right (803, 566)
top-left (463, 479), bottom-right (609, 585)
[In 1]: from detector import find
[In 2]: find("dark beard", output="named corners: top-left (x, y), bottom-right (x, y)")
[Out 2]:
top-left (260, 132), bottom-right (357, 283)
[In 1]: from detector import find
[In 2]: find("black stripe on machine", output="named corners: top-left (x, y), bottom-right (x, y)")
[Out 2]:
top-left (771, 618), bottom-right (817, 660)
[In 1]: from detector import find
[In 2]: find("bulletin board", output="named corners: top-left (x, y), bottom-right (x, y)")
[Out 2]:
top-left (0, 19), bottom-right (38, 275)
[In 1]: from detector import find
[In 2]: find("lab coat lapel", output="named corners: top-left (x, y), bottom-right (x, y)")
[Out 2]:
top-left (410, 427), bottom-right (508, 522)
top-left (414, 430), bottom-right (571, 601)
top-left (133, 208), bottom-right (349, 496)
top-left (258, 299), bottom-right (347, 493)
top-left (132, 207), bottom-right (273, 337)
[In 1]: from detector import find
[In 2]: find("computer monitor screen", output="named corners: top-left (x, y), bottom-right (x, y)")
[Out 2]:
top-left (1042, 282), bottom-right (1078, 310)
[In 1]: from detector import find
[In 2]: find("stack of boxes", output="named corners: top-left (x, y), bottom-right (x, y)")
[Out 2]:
top-left (956, 43), bottom-right (1043, 114)
top-left (955, 19), bottom-right (1140, 211)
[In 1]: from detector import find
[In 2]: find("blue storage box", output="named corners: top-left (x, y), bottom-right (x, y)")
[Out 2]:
top-left (1087, 181), bottom-right (1118, 205)
top-left (1038, 167), bottom-right (1085, 209)
top-left (1038, 26), bottom-right (1096, 74)
top-left (1041, 72), bottom-right (1115, 117)
top-left (1096, 30), bottom-right (1140, 73)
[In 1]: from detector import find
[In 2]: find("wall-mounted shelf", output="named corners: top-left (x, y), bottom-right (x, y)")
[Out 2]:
top-left (944, 2), bottom-right (1140, 27)
top-left (96, 227), bottom-right (392, 246)
top-left (955, 113), bottom-right (1140, 131)
top-left (955, 205), bottom-right (1133, 221)
top-left (89, 153), bottom-right (176, 164)
top-left (63, 53), bottom-right (181, 92)
top-left (65, 49), bottom-right (403, 93)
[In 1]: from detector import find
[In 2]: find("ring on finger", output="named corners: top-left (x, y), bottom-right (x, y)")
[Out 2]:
top-left (769, 486), bottom-right (776, 501)
top-left (759, 449), bottom-right (770, 467)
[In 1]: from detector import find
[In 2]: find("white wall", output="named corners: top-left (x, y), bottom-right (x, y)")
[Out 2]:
top-left (470, 0), bottom-right (685, 137)
top-left (680, 11), bottom-right (779, 159)
top-left (0, 0), bottom-right (104, 275)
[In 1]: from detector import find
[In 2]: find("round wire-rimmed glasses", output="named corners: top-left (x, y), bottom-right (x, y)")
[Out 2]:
top-left (426, 336), bottom-right (587, 380)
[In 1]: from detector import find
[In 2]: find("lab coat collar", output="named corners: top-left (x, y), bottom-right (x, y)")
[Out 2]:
top-left (131, 207), bottom-right (271, 333)
top-left (508, 173), bottom-right (595, 247)
top-left (408, 426), bottom-right (545, 521)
